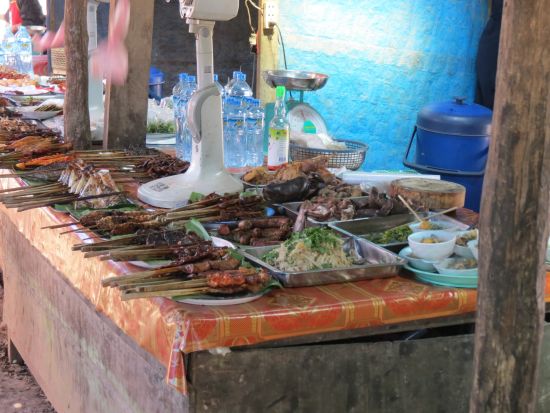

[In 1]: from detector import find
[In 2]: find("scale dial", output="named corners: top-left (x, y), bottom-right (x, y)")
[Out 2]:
top-left (287, 102), bottom-right (328, 135)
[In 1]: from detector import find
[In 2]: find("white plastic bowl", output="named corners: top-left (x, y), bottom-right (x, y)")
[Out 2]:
top-left (408, 230), bottom-right (456, 261)
top-left (434, 258), bottom-right (478, 277)
top-left (468, 239), bottom-right (479, 260)
top-left (398, 247), bottom-right (438, 272)
top-left (454, 230), bottom-right (478, 258)
top-left (409, 220), bottom-right (461, 233)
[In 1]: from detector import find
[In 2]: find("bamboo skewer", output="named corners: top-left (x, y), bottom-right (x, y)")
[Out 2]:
top-left (397, 195), bottom-right (424, 222)
top-left (102, 265), bottom-right (188, 287)
top-left (120, 287), bottom-right (207, 301)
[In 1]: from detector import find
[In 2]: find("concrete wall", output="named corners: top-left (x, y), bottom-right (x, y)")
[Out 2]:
top-left (277, 0), bottom-right (488, 170)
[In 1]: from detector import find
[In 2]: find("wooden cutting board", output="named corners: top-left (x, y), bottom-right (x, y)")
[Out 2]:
top-left (390, 178), bottom-right (466, 210)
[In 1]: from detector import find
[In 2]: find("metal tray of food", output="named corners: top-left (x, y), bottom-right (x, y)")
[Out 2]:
top-left (329, 214), bottom-right (469, 250)
top-left (278, 198), bottom-right (413, 227)
top-left (239, 236), bottom-right (406, 287)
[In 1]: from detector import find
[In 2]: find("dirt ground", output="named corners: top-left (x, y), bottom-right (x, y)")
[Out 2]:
top-left (0, 277), bottom-right (56, 413)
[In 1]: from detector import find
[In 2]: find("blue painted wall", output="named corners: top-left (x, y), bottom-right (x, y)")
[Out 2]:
top-left (278, 0), bottom-right (488, 170)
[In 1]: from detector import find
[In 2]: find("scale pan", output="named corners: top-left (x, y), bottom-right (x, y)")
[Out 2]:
top-left (263, 70), bottom-right (329, 91)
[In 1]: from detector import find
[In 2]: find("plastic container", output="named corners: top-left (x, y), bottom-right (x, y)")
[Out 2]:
top-left (15, 26), bottom-right (33, 75)
top-left (403, 97), bottom-right (492, 212)
top-left (227, 71), bottom-right (253, 99)
top-left (3, 28), bottom-right (18, 70)
top-left (245, 98), bottom-right (265, 167)
top-left (174, 73), bottom-right (190, 160)
top-left (148, 67), bottom-right (165, 102)
top-left (224, 97), bottom-right (246, 169)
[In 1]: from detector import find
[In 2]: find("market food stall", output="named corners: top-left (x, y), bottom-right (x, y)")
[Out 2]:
top-left (0, 0), bottom-right (548, 412)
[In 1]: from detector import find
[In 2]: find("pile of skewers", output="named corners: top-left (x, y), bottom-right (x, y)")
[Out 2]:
top-left (0, 161), bottom-right (125, 211)
top-left (47, 192), bottom-right (266, 241)
top-left (217, 216), bottom-right (293, 246)
top-left (100, 237), bottom-right (271, 301)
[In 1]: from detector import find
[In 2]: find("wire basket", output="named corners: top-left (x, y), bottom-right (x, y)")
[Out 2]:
top-left (289, 140), bottom-right (368, 170)
top-left (50, 48), bottom-right (66, 75)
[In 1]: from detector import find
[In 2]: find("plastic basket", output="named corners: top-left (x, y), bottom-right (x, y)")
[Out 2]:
top-left (289, 140), bottom-right (368, 170)
top-left (50, 48), bottom-right (66, 75)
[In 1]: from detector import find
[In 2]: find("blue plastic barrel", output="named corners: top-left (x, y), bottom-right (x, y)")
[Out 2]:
top-left (149, 67), bottom-right (165, 102)
top-left (403, 98), bottom-right (492, 212)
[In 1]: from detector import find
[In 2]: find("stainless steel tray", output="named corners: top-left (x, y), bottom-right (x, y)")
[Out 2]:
top-left (239, 237), bottom-right (405, 287)
top-left (329, 214), bottom-right (469, 250)
top-left (279, 198), bottom-right (414, 227)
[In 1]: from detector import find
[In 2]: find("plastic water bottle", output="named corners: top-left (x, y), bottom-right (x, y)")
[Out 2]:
top-left (227, 72), bottom-right (253, 101)
top-left (15, 27), bottom-right (33, 75)
top-left (224, 71), bottom-right (241, 96)
top-left (213, 74), bottom-right (224, 95)
top-left (3, 28), bottom-right (18, 70)
top-left (187, 75), bottom-right (197, 95)
top-left (174, 74), bottom-right (190, 160)
top-left (245, 99), bottom-right (265, 167)
top-left (222, 97), bottom-right (245, 169)
top-left (172, 72), bottom-right (188, 111)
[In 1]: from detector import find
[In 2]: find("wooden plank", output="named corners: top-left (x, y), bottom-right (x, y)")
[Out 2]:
top-left (103, 0), bottom-right (154, 149)
top-left (0, 213), bottom-right (187, 413)
top-left (470, 0), bottom-right (550, 411)
top-left (188, 327), bottom-right (550, 413)
top-left (64, 0), bottom-right (92, 149)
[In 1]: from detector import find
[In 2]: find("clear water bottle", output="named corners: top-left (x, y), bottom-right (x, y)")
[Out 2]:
top-left (3, 28), bottom-right (18, 70)
top-left (187, 75), bottom-right (197, 95)
top-left (174, 74), bottom-right (190, 160)
top-left (222, 97), bottom-right (245, 169)
top-left (227, 72), bottom-right (253, 100)
top-left (172, 72), bottom-right (188, 112)
top-left (213, 73), bottom-right (224, 95)
top-left (224, 71), bottom-right (241, 96)
top-left (0, 42), bottom-right (6, 66)
top-left (245, 99), bottom-right (265, 167)
top-left (15, 27), bottom-right (33, 75)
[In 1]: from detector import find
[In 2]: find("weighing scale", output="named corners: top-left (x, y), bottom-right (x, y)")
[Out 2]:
top-left (262, 70), bottom-right (330, 143)
top-left (138, 0), bottom-right (243, 208)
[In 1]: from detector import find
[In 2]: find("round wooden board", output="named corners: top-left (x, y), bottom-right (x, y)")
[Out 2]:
top-left (390, 178), bottom-right (466, 210)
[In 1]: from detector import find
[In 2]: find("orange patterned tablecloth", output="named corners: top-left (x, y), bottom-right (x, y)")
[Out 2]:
top-left (0, 170), bottom-right (548, 395)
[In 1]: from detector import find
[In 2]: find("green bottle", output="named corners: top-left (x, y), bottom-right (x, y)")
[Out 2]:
top-left (268, 86), bottom-right (290, 170)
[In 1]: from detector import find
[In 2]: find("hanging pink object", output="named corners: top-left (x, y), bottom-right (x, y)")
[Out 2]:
top-left (32, 0), bottom-right (131, 85)
top-left (32, 21), bottom-right (65, 52)
top-left (90, 0), bottom-right (131, 85)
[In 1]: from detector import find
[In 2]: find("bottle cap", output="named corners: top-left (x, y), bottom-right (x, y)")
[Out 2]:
top-left (232, 71), bottom-right (241, 78)
top-left (275, 86), bottom-right (286, 99)
top-left (236, 72), bottom-right (246, 81)
top-left (188, 75), bottom-right (196, 82)
top-left (213, 74), bottom-right (219, 81)
top-left (178, 73), bottom-right (188, 82)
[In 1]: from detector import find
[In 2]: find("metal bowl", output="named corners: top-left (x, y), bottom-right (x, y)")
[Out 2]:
top-left (27, 26), bottom-right (46, 36)
top-left (262, 70), bottom-right (329, 91)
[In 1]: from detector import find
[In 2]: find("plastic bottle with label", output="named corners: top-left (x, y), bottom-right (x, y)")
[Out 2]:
top-left (245, 99), bottom-right (265, 167)
top-left (174, 73), bottom-right (190, 160)
top-left (268, 86), bottom-right (289, 170)
top-left (15, 26), bottom-right (33, 75)
top-left (3, 28), bottom-right (18, 70)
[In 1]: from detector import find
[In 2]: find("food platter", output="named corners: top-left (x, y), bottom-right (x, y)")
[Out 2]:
top-left (330, 214), bottom-right (469, 250)
top-left (175, 290), bottom-right (268, 306)
top-left (403, 263), bottom-right (478, 289)
top-left (240, 236), bottom-right (405, 287)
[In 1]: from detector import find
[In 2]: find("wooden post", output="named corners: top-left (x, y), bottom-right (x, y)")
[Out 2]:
top-left (64, 0), bottom-right (92, 149)
top-left (469, 0), bottom-right (550, 412)
top-left (103, 0), bottom-right (154, 149)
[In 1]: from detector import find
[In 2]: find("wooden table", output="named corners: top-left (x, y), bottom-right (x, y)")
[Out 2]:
top-left (2, 172), bottom-right (550, 412)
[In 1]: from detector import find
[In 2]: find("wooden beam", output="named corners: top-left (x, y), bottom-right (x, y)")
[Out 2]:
top-left (469, 0), bottom-right (550, 412)
top-left (64, 0), bottom-right (92, 149)
top-left (103, 0), bottom-right (154, 149)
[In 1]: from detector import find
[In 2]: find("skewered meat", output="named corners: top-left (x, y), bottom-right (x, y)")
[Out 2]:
top-left (137, 154), bottom-right (190, 178)
top-left (182, 257), bottom-right (241, 274)
top-left (237, 217), bottom-right (291, 230)
top-left (206, 269), bottom-right (270, 294)
top-left (221, 217), bottom-right (293, 245)
top-left (15, 153), bottom-right (73, 170)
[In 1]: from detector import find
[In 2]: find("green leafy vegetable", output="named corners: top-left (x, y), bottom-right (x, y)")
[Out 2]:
top-left (147, 120), bottom-right (176, 134)
top-left (364, 225), bottom-right (413, 244)
top-left (189, 192), bottom-right (205, 203)
top-left (185, 219), bottom-right (211, 241)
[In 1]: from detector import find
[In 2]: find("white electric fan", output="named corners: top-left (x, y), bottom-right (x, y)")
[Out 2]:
top-left (138, 0), bottom-right (244, 208)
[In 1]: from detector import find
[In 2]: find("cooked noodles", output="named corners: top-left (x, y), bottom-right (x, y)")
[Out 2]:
top-left (263, 228), bottom-right (353, 272)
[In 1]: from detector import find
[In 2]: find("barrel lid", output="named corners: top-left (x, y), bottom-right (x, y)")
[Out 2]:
top-left (417, 97), bottom-right (492, 136)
